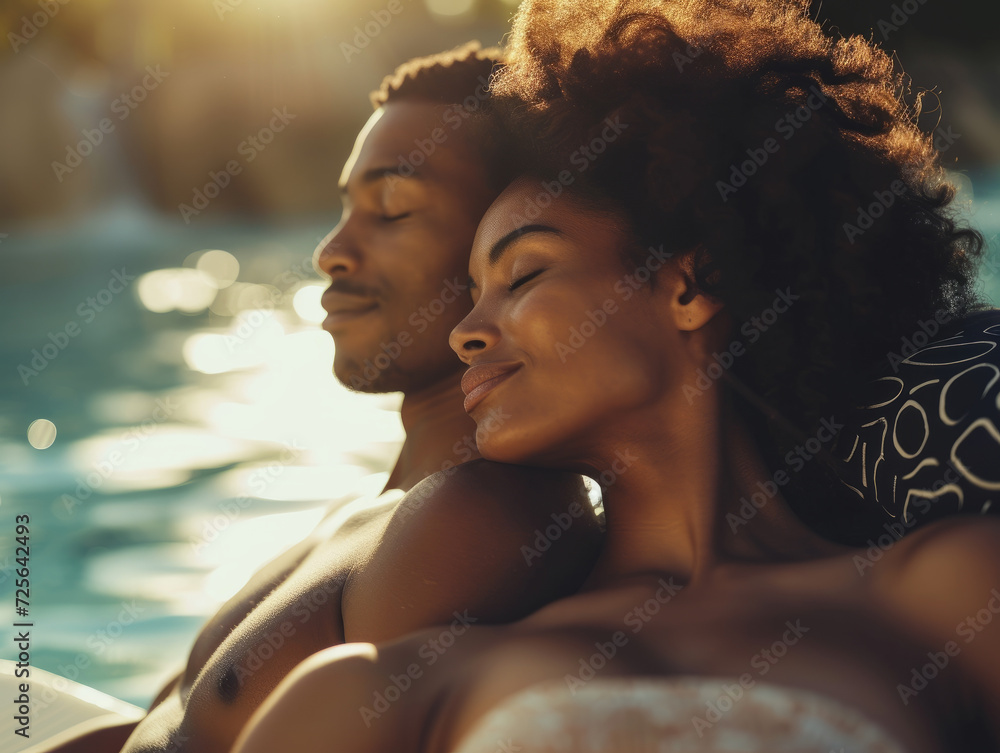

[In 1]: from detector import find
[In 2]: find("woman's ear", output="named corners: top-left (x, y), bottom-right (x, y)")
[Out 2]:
top-left (669, 252), bottom-right (725, 332)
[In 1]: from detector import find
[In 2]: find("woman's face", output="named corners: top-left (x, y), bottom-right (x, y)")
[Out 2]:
top-left (449, 177), bottom-right (690, 468)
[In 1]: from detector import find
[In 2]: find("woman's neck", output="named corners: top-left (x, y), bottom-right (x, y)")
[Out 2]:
top-left (583, 395), bottom-right (849, 590)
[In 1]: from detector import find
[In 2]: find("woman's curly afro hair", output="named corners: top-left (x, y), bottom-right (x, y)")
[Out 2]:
top-left (490, 0), bottom-right (986, 541)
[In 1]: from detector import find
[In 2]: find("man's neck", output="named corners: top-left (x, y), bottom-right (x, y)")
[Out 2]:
top-left (384, 373), bottom-right (481, 492)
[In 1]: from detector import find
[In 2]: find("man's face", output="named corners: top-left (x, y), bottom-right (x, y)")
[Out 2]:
top-left (316, 101), bottom-right (497, 393)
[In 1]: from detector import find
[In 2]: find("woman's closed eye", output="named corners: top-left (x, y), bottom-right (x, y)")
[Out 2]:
top-left (509, 268), bottom-right (547, 292)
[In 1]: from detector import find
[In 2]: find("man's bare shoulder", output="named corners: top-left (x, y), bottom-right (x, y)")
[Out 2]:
top-left (342, 460), bottom-right (604, 642)
top-left (312, 485), bottom-right (405, 538)
top-left (395, 458), bottom-right (594, 521)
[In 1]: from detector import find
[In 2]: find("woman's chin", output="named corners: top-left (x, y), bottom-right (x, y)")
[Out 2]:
top-left (477, 442), bottom-right (529, 466)
top-left (476, 430), bottom-right (566, 470)
top-left (476, 432), bottom-right (537, 467)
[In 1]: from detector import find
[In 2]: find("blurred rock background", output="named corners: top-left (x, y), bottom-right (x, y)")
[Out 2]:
top-left (0, 0), bottom-right (524, 227)
top-left (0, 0), bottom-right (996, 228)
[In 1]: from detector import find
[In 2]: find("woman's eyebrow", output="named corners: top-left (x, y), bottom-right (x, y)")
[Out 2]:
top-left (488, 224), bottom-right (563, 265)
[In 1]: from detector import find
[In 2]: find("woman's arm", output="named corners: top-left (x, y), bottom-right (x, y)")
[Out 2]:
top-left (232, 644), bottom-right (407, 753)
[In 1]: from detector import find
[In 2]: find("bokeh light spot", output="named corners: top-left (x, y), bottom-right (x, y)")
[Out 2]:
top-left (137, 269), bottom-right (218, 314)
top-left (27, 419), bottom-right (57, 449)
top-left (292, 283), bottom-right (326, 323)
top-left (196, 250), bottom-right (241, 288)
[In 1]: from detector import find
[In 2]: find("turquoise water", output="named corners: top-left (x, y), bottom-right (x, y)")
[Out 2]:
top-left (0, 170), bottom-right (998, 709)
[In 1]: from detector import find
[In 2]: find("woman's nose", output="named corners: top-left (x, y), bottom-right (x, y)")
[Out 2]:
top-left (449, 306), bottom-right (501, 363)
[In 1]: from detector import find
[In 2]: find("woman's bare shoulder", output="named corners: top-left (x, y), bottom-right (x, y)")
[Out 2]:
top-left (865, 516), bottom-right (1000, 728)
top-left (871, 515), bottom-right (1000, 598)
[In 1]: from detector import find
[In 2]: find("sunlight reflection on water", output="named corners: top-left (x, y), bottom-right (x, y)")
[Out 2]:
top-left (0, 216), bottom-right (405, 705)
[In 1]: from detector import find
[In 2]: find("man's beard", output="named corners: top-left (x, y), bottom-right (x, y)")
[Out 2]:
top-left (334, 352), bottom-right (410, 394)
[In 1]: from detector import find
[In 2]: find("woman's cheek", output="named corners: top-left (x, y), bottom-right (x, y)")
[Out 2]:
top-left (588, 327), bottom-right (664, 407)
top-left (518, 288), bottom-right (604, 363)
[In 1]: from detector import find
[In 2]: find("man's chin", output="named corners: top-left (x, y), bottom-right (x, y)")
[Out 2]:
top-left (333, 357), bottom-right (407, 394)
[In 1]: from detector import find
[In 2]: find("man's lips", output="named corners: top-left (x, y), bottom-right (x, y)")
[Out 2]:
top-left (321, 291), bottom-right (379, 330)
top-left (461, 362), bottom-right (521, 413)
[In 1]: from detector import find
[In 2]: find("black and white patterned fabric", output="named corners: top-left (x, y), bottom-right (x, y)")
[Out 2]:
top-left (836, 309), bottom-right (1000, 526)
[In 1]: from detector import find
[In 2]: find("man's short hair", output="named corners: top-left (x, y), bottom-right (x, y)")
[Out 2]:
top-left (370, 42), bottom-right (513, 191)
top-left (371, 41), bottom-right (503, 109)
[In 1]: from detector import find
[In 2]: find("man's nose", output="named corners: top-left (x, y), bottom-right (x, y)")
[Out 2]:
top-left (313, 220), bottom-right (360, 278)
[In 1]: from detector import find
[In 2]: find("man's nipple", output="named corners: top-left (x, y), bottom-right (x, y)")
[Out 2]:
top-left (219, 665), bottom-right (240, 704)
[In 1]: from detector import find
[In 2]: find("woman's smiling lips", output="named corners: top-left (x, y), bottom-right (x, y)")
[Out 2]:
top-left (461, 362), bottom-right (522, 413)
top-left (321, 291), bottom-right (379, 331)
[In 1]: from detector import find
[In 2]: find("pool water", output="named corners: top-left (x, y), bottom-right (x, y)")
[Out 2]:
top-left (1, 170), bottom-right (998, 709)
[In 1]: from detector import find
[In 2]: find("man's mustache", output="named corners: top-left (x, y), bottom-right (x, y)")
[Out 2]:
top-left (325, 279), bottom-right (382, 300)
